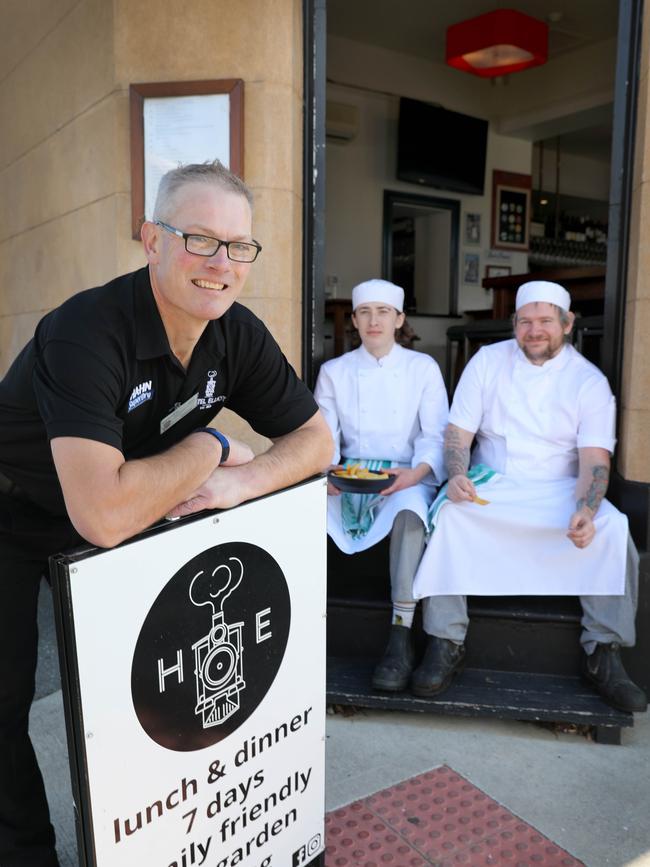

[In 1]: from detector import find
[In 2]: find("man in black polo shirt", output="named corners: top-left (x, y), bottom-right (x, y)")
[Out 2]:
top-left (0, 161), bottom-right (332, 867)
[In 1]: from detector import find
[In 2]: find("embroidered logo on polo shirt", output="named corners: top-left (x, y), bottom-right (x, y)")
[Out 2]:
top-left (128, 380), bottom-right (154, 412)
top-left (197, 369), bottom-right (226, 410)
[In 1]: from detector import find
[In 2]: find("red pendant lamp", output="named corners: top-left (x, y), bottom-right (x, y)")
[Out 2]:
top-left (446, 8), bottom-right (548, 78)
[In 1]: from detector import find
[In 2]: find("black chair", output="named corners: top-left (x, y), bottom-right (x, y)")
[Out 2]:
top-left (573, 315), bottom-right (604, 367)
top-left (445, 319), bottom-right (513, 391)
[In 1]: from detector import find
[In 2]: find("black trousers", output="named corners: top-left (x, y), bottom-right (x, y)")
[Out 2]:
top-left (0, 551), bottom-right (59, 866)
top-left (0, 493), bottom-right (81, 867)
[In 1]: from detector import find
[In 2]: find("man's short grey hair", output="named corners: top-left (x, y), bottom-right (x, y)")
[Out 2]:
top-left (153, 161), bottom-right (253, 222)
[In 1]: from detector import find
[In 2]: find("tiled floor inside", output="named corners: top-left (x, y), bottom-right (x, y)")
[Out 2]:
top-left (324, 765), bottom-right (584, 867)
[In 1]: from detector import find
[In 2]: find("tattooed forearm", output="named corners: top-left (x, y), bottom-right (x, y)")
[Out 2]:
top-left (576, 465), bottom-right (609, 515)
top-left (444, 427), bottom-right (471, 478)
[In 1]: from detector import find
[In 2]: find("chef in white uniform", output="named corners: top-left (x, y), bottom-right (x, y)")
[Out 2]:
top-left (411, 280), bottom-right (646, 713)
top-left (314, 279), bottom-right (448, 691)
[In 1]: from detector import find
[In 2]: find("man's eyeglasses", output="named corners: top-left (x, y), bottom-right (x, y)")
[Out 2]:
top-left (155, 221), bottom-right (262, 263)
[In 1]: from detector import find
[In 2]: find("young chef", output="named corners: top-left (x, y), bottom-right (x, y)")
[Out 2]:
top-left (314, 279), bottom-right (448, 691)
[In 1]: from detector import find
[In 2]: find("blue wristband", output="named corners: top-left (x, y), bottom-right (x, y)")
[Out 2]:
top-left (195, 427), bottom-right (230, 464)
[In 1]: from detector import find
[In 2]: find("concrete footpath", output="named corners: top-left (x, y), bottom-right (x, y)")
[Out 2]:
top-left (32, 581), bottom-right (650, 867)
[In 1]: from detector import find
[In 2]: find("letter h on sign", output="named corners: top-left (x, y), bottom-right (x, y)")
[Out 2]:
top-left (158, 650), bottom-right (184, 692)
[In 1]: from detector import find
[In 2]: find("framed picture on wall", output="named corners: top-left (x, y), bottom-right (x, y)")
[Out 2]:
top-left (464, 212), bottom-right (481, 245)
top-left (129, 79), bottom-right (244, 239)
top-left (491, 170), bottom-right (532, 251)
top-left (485, 265), bottom-right (512, 279)
top-left (463, 252), bottom-right (480, 284)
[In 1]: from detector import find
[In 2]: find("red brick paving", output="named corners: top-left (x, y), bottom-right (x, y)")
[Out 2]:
top-left (325, 765), bottom-right (583, 866)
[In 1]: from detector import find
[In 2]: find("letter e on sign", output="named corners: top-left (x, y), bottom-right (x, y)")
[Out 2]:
top-left (256, 608), bottom-right (272, 643)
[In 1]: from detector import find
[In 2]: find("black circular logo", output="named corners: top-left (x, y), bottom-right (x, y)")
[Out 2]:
top-left (131, 542), bottom-right (291, 751)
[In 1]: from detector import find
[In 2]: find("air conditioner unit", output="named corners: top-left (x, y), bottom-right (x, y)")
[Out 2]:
top-left (326, 101), bottom-right (359, 142)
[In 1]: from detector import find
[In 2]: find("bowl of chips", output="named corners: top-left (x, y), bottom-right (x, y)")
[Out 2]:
top-left (328, 464), bottom-right (394, 494)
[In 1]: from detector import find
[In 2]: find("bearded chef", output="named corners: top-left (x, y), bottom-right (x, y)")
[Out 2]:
top-left (411, 280), bottom-right (646, 714)
top-left (314, 279), bottom-right (448, 691)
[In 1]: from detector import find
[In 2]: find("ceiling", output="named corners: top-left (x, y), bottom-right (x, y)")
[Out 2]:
top-left (327, 1), bottom-right (620, 65)
top-left (327, 0), bottom-right (619, 161)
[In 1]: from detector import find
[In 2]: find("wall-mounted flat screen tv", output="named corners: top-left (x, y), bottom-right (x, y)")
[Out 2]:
top-left (397, 97), bottom-right (488, 195)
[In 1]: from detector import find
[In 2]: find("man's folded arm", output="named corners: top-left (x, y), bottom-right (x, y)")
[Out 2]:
top-left (51, 432), bottom-right (229, 548)
top-left (166, 409), bottom-right (334, 519)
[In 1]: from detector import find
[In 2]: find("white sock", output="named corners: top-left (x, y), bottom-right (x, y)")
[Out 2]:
top-left (392, 602), bottom-right (416, 629)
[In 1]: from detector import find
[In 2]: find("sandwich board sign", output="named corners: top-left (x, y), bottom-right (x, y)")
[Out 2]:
top-left (51, 477), bottom-right (327, 867)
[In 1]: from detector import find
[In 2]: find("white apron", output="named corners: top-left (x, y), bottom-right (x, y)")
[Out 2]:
top-left (413, 472), bottom-right (628, 596)
top-left (413, 342), bottom-right (627, 597)
top-left (327, 471), bottom-right (433, 554)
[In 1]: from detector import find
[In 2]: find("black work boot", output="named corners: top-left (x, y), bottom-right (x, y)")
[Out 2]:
top-left (411, 635), bottom-right (465, 698)
top-left (582, 642), bottom-right (647, 713)
top-left (371, 625), bottom-right (415, 691)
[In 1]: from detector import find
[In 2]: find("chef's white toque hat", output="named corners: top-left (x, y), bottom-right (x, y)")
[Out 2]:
top-left (515, 280), bottom-right (571, 312)
top-left (351, 279), bottom-right (404, 312)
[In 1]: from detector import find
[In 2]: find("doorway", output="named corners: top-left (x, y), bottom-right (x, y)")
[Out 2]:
top-left (303, 0), bottom-right (640, 395)
top-left (382, 190), bottom-right (460, 316)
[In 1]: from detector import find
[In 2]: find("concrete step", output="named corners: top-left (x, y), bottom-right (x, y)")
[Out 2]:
top-left (326, 656), bottom-right (632, 744)
top-left (326, 537), bottom-right (647, 680)
top-left (327, 597), bottom-right (583, 677)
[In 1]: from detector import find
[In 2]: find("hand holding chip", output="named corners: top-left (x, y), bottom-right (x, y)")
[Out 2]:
top-left (567, 506), bottom-right (596, 548)
top-left (447, 473), bottom-right (477, 503)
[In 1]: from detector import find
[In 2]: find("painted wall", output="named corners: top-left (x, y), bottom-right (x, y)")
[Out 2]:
top-left (494, 38), bottom-right (617, 139)
top-left (414, 211), bottom-right (451, 315)
top-left (324, 81), bottom-right (531, 306)
top-left (532, 146), bottom-right (611, 202)
top-left (0, 0), bottom-right (303, 451)
top-left (325, 37), bottom-right (531, 369)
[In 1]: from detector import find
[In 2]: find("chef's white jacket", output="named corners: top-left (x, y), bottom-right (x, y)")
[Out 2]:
top-left (450, 340), bottom-right (616, 480)
top-left (413, 339), bottom-right (627, 596)
top-left (315, 343), bottom-right (449, 553)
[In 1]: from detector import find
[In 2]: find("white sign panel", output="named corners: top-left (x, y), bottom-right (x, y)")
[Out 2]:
top-left (56, 479), bottom-right (327, 867)
top-left (143, 93), bottom-right (230, 221)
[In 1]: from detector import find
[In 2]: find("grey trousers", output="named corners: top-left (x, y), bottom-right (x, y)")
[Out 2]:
top-left (389, 509), bottom-right (439, 627)
top-left (423, 532), bottom-right (639, 651)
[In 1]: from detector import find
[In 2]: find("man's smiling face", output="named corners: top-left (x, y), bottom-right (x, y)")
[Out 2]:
top-left (146, 181), bottom-right (254, 329)
top-left (514, 301), bottom-right (574, 365)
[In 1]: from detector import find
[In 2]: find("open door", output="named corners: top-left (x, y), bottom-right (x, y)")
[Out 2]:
top-left (302, 0), bottom-right (649, 724)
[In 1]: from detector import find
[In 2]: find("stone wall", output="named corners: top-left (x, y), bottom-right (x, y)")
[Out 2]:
top-left (619, 13), bottom-right (650, 484)
top-left (0, 0), bottom-right (303, 451)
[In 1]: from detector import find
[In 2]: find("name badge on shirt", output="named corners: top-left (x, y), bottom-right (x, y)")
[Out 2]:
top-left (160, 393), bottom-right (199, 434)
